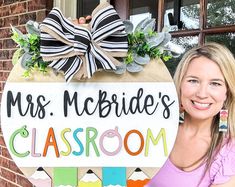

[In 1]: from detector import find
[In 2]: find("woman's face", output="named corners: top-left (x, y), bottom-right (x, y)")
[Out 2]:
top-left (180, 56), bottom-right (227, 121)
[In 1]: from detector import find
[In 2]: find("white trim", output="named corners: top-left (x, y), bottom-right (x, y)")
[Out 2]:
top-left (53, 0), bottom-right (77, 19)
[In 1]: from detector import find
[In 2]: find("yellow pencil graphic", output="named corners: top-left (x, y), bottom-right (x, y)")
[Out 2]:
top-left (78, 169), bottom-right (102, 187)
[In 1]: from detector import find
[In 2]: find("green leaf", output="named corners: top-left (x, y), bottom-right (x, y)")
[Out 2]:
top-left (12, 49), bottom-right (24, 65)
top-left (22, 70), bottom-right (30, 77)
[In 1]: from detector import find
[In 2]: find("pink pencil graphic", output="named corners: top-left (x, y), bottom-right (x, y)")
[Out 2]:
top-left (28, 167), bottom-right (51, 187)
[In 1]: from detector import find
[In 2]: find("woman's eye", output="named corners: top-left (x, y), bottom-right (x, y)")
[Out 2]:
top-left (210, 82), bottom-right (221, 86)
top-left (188, 79), bottom-right (198, 83)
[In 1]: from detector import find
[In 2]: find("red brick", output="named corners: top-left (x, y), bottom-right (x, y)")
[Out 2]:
top-left (1, 72), bottom-right (10, 82)
top-left (19, 12), bottom-right (36, 25)
top-left (3, 16), bottom-right (19, 27)
top-left (0, 40), bottom-right (2, 49)
top-left (2, 61), bottom-right (13, 71)
top-left (28, 0), bottom-right (46, 11)
top-left (7, 182), bottom-right (20, 187)
top-left (0, 156), bottom-right (10, 168)
top-left (0, 6), bottom-right (10, 17)
top-left (0, 178), bottom-right (7, 187)
top-left (0, 146), bottom-right (2, 155)
top-left (0, 28), bottom-right (12, 38)
top-left (46, 0), bottom-right (53, 11)
top-left (3, 39), bottom-right (17, 49)
top-left (16, 175), bottom-right (33, 187)
top-left (9, 160), bottom-right (23, 174)
top-left (2, 147), bottom-right (12, 159)
top-left (0, 50), bottom-right (9, 60)
top-left (0, 0), bottom-right (3, 6)
top-left (1, 82), bottom-right (6, 91)
top-left (0, 135), bottom-right (6, 146)
top-left (10, 2), bottom-right (27, 15)
top-left (16, 25), bottom-right (26, 34)
top-left (9, 49), bottom-right (16, 60)
top-left (0, 82), bottom-right (3, 91)
top-left (3, 0), bottom-right (19, 5)
top-left (36, 10), bottom-right (47, 22)
top-left (1, 168), bottom-right (16, 182)
top-left (0, 50), bottom-right (16, 60)
top-left (0, 18), bottom-right (3, 28)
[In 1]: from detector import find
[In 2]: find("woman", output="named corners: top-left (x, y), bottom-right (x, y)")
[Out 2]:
top-left (146, 43), bottom-right (235, 187)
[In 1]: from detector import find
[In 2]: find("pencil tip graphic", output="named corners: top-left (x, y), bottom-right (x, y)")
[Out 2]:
top-left (87, 169), bottom-right (94, 174)
top-left (135, 168), bottom-right (142, 172)
top-left (37, 167), bottom-right (44, 171)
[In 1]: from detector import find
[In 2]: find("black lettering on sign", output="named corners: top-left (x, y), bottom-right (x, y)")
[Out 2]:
top-left (7, 91), bottom-right (50, 119)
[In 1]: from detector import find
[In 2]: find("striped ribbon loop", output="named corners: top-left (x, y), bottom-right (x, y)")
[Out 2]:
top-left (40, 3), bottom-right (128, 82)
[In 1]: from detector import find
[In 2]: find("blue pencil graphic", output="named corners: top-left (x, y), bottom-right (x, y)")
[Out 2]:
top-left (102, 167), bottom-right (126, 187)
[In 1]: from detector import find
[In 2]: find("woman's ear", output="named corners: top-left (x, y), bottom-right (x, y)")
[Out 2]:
top-left (180, 103), bottom-right (184, 113)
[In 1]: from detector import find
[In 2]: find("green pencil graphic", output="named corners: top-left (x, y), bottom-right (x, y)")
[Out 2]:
top-left (53, 167), bottom-right (78, 187)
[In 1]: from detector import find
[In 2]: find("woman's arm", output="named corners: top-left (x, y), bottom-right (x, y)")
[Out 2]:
top-left (211, 176), bottom-right (235, 187)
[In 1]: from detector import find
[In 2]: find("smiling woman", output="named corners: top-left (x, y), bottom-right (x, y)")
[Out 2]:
top-left (146, 43), bottom-right (235, 187)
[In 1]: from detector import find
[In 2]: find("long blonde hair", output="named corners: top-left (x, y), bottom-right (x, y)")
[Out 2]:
top-left (173, 42), bottom-right (235, 174)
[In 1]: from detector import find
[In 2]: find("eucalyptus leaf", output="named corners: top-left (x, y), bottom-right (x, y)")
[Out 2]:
top-left (135, 18), bottom-right (156, 32)
top-left (11, 25), bottom-right (23, 37)
top-left (123, 20), bottom-right (134, 34)
top-left (134, 53), bottom-right (150, 65)
top-left (160, 33), bottom-right (172, 46)
top-left (147, 32), bottom-right (165, 48)
top-left (12, 49), bottom-right (24, 65)
top-left (11, 25), bottom-right (28, 42)
top-left (22, 46), bottom-right (30, 53)
top-left (135, 17), bottom-right (151, 32)
top-left (126, 62), bottom-right (143, 73)
top-left (158, 46), bottom-right (166, 54)
top-left (142, 19), bottom-right (156, 33)
top-left (26, 20), bottom-right (40, 35)
top-left (20, 52), bottom-right (33, 69)
top-left (114, 63), bottom-right (126, 74)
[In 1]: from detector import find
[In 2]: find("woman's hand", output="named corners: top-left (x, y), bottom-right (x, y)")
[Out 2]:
top-left (72, 15), bottom-right (92, 25)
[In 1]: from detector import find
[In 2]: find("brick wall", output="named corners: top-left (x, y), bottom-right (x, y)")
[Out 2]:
top-left (0, 0), bottom-right (53, 186)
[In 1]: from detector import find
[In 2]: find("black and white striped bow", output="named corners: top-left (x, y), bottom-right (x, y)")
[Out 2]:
top-left (40, 3), bottom-right (128, 82)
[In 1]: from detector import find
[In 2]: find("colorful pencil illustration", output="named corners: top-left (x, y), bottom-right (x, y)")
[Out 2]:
top-left (78, 169), bottom-right (102, 187)
top-left (53, 167), bottom-right (78, 187)
top-left (102, 167), bottom-right (126, 187)
top-left (127, 168), bottom-right (150, 187)
top-left (28, 167), bottom-right (52, 187)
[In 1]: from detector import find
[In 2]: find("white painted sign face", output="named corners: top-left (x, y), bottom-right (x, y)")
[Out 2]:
top-left (1, 82), bottom-right (179, 167)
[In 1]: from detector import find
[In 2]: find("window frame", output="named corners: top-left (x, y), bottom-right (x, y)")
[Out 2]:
top-left (112, 0), bottom-right (235, 45)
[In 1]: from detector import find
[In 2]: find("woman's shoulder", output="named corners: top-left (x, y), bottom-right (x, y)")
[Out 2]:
top-left (210, 138), bottom-right (235, 184)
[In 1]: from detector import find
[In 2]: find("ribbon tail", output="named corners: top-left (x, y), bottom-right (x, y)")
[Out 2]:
top-left (89, 43), bottom-right (121, 76)
top-left (85, 51), bottom-right (97, 78)
top-left (49, 56), bottom-right (83, 82)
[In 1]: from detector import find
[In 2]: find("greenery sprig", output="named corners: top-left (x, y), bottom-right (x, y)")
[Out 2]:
top-left (11, 21), bottom-right (49, 77)
top-left (123, 18), bottom-right (173, 70)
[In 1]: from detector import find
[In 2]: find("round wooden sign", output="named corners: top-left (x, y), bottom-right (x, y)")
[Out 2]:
top-left (1, 58), bottom-right (179, 186)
